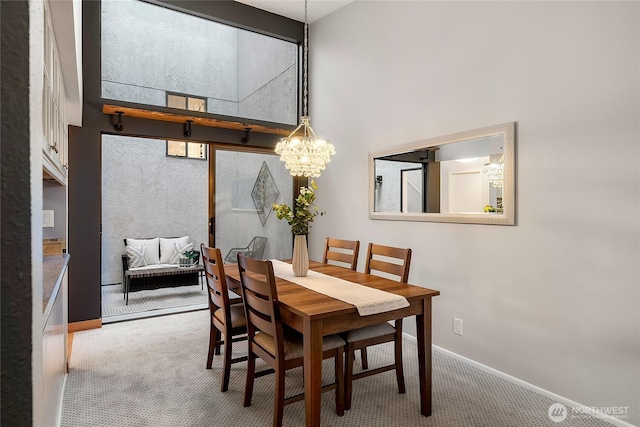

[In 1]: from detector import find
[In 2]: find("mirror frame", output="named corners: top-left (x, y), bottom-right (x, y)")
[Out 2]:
top-left (369, 122), bottom-right (515, 225)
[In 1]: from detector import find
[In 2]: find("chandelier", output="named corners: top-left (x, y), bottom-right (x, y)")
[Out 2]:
top-left (482, 153), bottom-right (504, 188)
top-left (275, 0), bottom-right (335, 177)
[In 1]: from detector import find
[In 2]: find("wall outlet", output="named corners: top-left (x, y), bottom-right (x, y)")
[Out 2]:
top-left (453, 318), bottom-right (463, 336)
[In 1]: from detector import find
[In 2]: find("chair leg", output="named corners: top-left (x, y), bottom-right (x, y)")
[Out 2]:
top-left (335, 348), bottom-right (345, 416)
top-left (244, 352), bottom-right (256, 407)
top-left (221, 330), bottom-right (232, 392)
top-left (361, 346), bottom-right (369, 370)
top-left (394, 319), bottom-right (406, 394)
top-left (206, 322), bottom-right (216, 369)
top-left (214, 328), bottom-right (222, 355)
top-left (345, 342), bottom-right (355, 410)
top-left (273, 367), bottom-right (285, 427)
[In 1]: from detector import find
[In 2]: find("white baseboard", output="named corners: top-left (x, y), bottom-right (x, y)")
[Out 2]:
top-left (413, 339), bottom-right (636, 427)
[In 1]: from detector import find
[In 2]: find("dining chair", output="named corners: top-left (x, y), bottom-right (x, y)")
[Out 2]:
top-left (343, 243), bottom-right (412, 410)
top-left (237, 254), bottom-right (345, 427)
top-left (322, 237), bottom-right (360, 271)
top-left (201, 244), bottom-right (247, 392)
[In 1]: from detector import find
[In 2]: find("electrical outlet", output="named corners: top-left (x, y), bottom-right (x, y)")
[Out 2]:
top-left (453, 318), bottom-right (463, 336)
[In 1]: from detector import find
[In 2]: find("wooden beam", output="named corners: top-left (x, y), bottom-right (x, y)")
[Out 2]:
top-left (103, 104), bottom-right (294, 137)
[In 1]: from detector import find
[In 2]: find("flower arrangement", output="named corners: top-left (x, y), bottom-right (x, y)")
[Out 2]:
top-left (273, 181), bottom-right (324, 235)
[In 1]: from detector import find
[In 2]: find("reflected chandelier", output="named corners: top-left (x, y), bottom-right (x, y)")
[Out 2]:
top-left (482, 153), bottom-right (504, 188)
top-left (275, 0), bottom-right (335, 177)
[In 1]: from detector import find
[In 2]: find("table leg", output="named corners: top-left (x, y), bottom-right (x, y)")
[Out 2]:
top-left (416, 297), bottom-right (432, 416)
top-left (303, 318), bottom-right (323, 427)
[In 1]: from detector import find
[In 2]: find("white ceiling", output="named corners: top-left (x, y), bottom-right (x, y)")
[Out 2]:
top-left (235, 0), bottom-right (354, 23)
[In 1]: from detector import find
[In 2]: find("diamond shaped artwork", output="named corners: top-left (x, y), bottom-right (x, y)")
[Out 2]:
top-left (251, 161), bottom-right (280, 226)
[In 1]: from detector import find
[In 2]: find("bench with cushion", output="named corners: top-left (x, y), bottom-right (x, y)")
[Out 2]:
top-left (121, 236), bottom-right (203, 304)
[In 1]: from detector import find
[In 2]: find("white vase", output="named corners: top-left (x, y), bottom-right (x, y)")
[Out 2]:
top-left (292, 234), bottom-right (309, 277)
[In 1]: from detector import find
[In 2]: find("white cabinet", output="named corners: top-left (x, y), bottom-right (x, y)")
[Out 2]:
top-left (42, 1), bottom-right (69, 184)
top-left (42, 264), bottom-right (68, 427)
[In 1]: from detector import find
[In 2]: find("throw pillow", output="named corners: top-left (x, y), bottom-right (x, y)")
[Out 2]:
top-left (168, 242), bottom-right (195, 265)
top-left (125, 237), bottom-right (160, 265)
top-left (159, 236), bottom-right (189, 264)
top-left (126, 245), bottom-right (147, 268)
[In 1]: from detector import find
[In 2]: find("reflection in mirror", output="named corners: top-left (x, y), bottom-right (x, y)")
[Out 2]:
top-left (370, 122), bottom-right (515, 225)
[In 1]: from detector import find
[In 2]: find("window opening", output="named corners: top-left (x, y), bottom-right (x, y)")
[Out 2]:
top-left (166, 93), bottom-right (207, 159)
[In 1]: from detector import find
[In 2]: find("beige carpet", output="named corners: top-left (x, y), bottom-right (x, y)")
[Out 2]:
top-left (60, 311), bottom-right (615, 427)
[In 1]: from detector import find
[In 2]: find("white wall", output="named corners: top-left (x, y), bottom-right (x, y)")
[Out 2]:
top-left (309, 1), bottom-right (639, 424)
top-left (30, 2), bottom-right (45, 424)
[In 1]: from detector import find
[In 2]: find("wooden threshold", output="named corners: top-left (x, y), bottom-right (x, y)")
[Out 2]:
top-left (68, 318), bottom-right (102, 333)
top-left (103, 104), bottom-right (294, 137)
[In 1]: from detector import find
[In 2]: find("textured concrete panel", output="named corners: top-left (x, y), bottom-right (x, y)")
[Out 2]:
top-left (101, 81), bottom-right (166, 107)
top-left (237, 30), bottom-right (297, 101)
top-left (374, 161), bottom-right (417, 213)
top-left (238, 65), bottom-right (297, 125)
top-left (102, 0), bottom-right (237, 101)
top-left (101, 135), bottom-right (208, 285)
top-left (214, 151), bottom-right (292, 262)
top-left (101, 0), bottom-right (298, 125)
top-left (207, 98), bottom-right (238, 117)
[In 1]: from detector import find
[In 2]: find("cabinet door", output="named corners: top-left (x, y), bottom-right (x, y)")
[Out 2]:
top-left (42, 268), bottom-right (68, 427)
top-left (42, 2), bottom-right (68, 181)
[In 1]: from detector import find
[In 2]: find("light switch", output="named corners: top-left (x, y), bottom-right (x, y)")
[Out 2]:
top-left (43, 210), bottom-right (55, 228)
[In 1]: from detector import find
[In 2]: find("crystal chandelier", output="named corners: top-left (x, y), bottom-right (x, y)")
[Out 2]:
top-left (482, 153), bottom-right (504, 188)
top-left (275, 0), bottom-right (335, 177)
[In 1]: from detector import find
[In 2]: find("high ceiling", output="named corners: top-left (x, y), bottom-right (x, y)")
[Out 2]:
top-left (235, 0), bottom-right (354, 23)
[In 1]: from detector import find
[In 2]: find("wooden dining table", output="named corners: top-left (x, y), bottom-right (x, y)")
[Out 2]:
top-left (225, 260), bottom-right (440, 427)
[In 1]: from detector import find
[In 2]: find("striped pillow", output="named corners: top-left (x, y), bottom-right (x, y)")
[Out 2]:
top-left (126, 245), bottom-right (147, 268)
top-left (169, 242), bottom-right (194, 265)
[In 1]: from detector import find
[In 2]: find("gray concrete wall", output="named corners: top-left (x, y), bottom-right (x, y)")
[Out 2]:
top-left (101, 135), bottom-right (208, 285)
top-left (238, 30), bottom-right (297, 124)
top-left (374, 160), bottom-right (417, 212)
top-left (215, 150), bottom-right (293, 262)
top-left (101, 0), bottom-right (296, 125)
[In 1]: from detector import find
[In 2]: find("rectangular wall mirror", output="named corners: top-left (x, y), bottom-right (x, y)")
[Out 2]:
top-left (370, 122), bottom-right (515, 225)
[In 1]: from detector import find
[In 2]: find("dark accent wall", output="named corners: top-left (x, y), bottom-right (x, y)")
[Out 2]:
top-left (68, 0), bottom-right (304, 322)
top-left (1, 0), bottom-right (34, 424)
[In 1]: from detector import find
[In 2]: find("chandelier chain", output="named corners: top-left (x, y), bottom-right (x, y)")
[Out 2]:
top-left (303, 0), bottom-right (308, 118)
top-left (273, 0), bottom-right (335, 178)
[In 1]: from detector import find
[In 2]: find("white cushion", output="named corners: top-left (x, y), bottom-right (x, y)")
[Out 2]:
top-left (169, 242), bottom-right (194, 264)
top-left (343, 322), bottom-right (396, 342)
top-left (159, 236), bottom-right (189, 264)
top-left (254, 329), bottom-right (345, 361)
top-left (125, 238), bottom-right (160, 265)
top-left (129, 263), bottom-right (183, 271)
top-left (126, 245), bottom-right (147, 268)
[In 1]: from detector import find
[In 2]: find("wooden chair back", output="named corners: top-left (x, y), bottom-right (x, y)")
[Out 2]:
top-left (364, 243), bottom-right (412, 283)
top-left (201, 244), bottom-right (233, 318)
top-left (237, 255), bottom-right (283, 362)
top-left (322, 238), bottom-right (360, 271)
top-left (238, 255), bottom-right (345, 425)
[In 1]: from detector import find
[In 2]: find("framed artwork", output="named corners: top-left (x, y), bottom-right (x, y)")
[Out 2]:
top-left (251, 162), bottom-right (280, 226)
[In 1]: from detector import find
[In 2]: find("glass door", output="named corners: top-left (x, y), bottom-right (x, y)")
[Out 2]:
top-left (212, 149), bottom-right (293, 263)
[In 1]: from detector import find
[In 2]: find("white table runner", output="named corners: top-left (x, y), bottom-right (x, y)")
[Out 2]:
top-left (270, 260), bottom-right (409, 316)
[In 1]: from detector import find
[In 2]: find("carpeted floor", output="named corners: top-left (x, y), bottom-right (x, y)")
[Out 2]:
top-left (102, 283), bottom-right (208, 319)
top-left (61, 311), bottom-right (614, 427)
